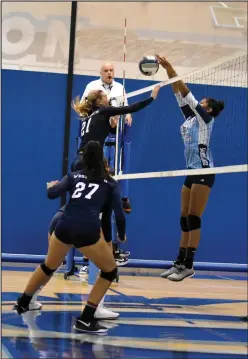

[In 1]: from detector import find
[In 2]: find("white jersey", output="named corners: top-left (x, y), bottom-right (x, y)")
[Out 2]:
top-left (175, 92), bottom-right (214, 169)
top-left (81, 78), bottom-right (128, 107)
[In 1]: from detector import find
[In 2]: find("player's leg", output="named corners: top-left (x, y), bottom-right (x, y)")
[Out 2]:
top-left (161, 181), bottom-right (191, 278)
top-left (30, 208), bottom-right (66, 310)
top-left (168, 174), bottom-right (215, 282)
top-left (13, 234), bottom-right (71, 314)
top-left (74, 233), bottom-right (118, 333)
top-left (94, 225), bottom-right (119, 320)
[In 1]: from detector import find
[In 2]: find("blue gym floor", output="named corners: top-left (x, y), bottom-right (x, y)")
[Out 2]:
top-left (2, 264), bottom-right (247, 359)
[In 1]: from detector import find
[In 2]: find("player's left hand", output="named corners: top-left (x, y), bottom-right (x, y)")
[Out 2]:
top-left (47, 180), bottom-right (59, 189)
top-left (125, 114), bottom-right (132, 126)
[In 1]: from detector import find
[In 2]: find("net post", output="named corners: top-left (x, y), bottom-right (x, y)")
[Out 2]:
top-left (63, 2), bottom-right (77, 277)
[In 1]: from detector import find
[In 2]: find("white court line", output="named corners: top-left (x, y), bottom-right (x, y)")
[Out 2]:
top-left (1, 345), bottom-right (13, 359)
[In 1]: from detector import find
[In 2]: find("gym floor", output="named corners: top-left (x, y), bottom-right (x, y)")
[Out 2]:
top-left (2, 264), bottom-right (247, 359)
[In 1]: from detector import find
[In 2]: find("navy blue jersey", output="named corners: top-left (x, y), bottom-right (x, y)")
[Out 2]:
top-left (47, 172), bottom-right (125, 240)
top-left (79, 97), bottom-right (154, 149)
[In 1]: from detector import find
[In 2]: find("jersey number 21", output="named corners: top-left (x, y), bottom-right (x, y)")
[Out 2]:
top-left (81, 117), bottom-right (92, 137)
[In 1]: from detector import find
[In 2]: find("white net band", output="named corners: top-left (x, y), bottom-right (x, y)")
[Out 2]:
top-left (115, 164), bottom-right (247, 181)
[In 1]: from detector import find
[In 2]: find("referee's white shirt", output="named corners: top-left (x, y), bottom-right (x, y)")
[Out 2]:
top-left (81, 78), bottom-right (128, 107)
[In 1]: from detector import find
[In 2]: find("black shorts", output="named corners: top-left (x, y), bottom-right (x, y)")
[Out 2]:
top-left (54, 218), bottom-right (100, 248)
top-left (48, 205), bottom-right (66, 235)
top-left (184, 173), bottom-right (215, 189)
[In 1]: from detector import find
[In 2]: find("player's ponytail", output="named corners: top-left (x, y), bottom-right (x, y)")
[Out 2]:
top-left (82, 141), bottom-right (107, 181)
top-left (207, 98), bottom-right (225, 118)
top-left (72, 90), bottom-right (103, 117)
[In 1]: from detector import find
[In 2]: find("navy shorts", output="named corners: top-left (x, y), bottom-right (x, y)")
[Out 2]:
top-left (184, 174), bottom-right (215, 189)
top-left (48, 205), bottom-right (66, 235)
top-left (54, 218), bottom-right (101, 248)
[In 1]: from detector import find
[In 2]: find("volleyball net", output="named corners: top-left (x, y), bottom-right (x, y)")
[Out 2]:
top-left (114, 52), bottom-right (247, 180)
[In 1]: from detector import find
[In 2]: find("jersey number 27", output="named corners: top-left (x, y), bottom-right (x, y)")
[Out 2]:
top-left (72, 182), bottom-right (99, 199)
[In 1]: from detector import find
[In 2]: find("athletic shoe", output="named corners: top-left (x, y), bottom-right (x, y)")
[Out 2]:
top-left (13, 302), bottom-right (29, 315)
top-left (74, 318), bottom-right (108, 334)
top-left (167, 266), bottom-right (195, 282)
top-left (13, 298), bottom-right (42, 314)
top-left (29, 300), bottom-right (42, 311)
top-left (118, 249), bottom-right (130, 258)
top-left (94, 306), bottom-right (119, 320)
top-left (79, 266), bottom-right (88, 275)
top-left (122, 198), bottom-right (132, 214)
top-left (160, 262), bottom-right (184, 278)
top-left (240, 316), bottom-right (248, 322)
top-left (115, 254), bottom-right (128, 267)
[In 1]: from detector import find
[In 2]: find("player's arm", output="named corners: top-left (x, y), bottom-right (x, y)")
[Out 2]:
top-left (47, 175), bottom-right (72, 199)
top-left (100, 85), bottom-right (160, 118)
top-left (110, 182), bottom-right (126, 242)
top-left (155, 55), bottom-right (190, 96)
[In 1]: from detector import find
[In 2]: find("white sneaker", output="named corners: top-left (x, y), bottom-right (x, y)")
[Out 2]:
top-left (79, 266), bottom-right (89, 275)
top-left (29, 300), bottom-right (42, 311)
top-left (94, 306), bottom-right (119, 320)
top-left (160, 263), bottom-right (183, 278)
top-left (168, 266), bottom-right (195, 282)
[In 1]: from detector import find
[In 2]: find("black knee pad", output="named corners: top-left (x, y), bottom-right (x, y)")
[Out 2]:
top-left (187, 215), bottom-right (201, 231)
top-left (180, 216), bottom-right (189, 232)
top-left (40, 262), bottom-right (56, 276)
top-left (100, 267), bottom-right (118, 282)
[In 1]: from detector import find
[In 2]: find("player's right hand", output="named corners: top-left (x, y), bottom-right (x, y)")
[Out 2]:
top-left (47, 180), bottom-right (59, 189)
top-left (151, 85), bottom-right (160, 100)
top-left (155, 54), bottom-right (172, 69)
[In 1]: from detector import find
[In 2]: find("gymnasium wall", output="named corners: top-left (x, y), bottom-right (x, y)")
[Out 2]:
top-left (2, 2), bottom-right (247, 264)
top-left (2, 70), bottom-right (247, 264)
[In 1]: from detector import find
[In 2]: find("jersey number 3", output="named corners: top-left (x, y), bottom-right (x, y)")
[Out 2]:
top-left (72, 182), bottom-right (99, 199)
top-left (81, 117), bottom-right (92, 137)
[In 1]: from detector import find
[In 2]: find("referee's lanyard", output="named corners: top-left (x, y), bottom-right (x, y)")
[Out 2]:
top-left (102, 83), bottom-right (113, 96)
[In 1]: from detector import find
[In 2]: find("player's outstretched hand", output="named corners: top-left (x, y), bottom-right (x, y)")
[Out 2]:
top-left (151, 85), bottom-right (160, 100)
top-left (155, 54), bottom-right (171, 69)
top-left (47, 180), bottom-right (59, 189)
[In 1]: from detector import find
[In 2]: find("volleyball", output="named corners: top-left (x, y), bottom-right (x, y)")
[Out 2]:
top-left (139, 56), bottom-right (159, 76)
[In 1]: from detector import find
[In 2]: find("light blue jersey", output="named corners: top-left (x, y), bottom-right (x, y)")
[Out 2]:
top-left (175, 92), bottom-right (214, 169)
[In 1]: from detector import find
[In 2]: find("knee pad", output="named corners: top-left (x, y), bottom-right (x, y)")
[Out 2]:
top-left (187, 215), bottom-right (201, 231)
top-left (100, 267), bottom-right (118, 282)
top-left (40, 262), bottom-right (56, 276)
top-left (180, 216), bottom-right (189, 232)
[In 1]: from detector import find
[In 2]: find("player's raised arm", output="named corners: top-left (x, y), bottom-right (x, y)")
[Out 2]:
top-left (155, 55), bottom-right (190, 97)
top-left (100, 85), bottom-right (160, 118)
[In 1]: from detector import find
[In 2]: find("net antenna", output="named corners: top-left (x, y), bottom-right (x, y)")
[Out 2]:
top-left (114, 18), bottom-right (127, 176)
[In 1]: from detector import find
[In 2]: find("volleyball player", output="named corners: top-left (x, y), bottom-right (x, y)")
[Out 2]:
top-left (156, 55), bottom-right (224, 282)
top-left (13, 141), bottom-right (126, 334)
top-left (31, 86), bottom-right (160, 319)
top-left (81, 62), bottom-right (132, 213)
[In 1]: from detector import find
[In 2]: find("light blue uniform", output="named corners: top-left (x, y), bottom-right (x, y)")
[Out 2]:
top-left (175, 92), bottom-right (214, 169)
